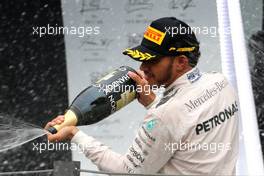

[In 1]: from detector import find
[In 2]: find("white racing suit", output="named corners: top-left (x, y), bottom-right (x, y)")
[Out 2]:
top-left (71, 67), bottom-right (239, 175)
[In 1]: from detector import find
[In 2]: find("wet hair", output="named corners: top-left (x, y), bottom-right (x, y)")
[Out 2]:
top-left (174, 30), bottom-right (201, 67)
top-left (184, 45), bottom-right (201, 67)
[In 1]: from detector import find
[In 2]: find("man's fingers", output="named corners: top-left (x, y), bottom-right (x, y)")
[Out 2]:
top-left (136, 70), bottom-right (145, 79)
top-left (44, 115), bottom-right (65, 130)
top-left (58, 115), bottom-right (65, 121)
top-left (52, 115), bottom-right (64, 122)
top-left (44, 122), bottom-right (54, 130)
top-left (47, 133), bottom-right (61, 142)
top-left (128, 71), bottom-right (145, 85)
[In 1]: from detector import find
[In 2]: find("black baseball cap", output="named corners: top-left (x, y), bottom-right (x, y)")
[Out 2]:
top-left (123, 17), bottom-right (199, 62)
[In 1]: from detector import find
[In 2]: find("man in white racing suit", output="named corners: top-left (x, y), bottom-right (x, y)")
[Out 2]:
top-left (45, 17), bottom-right (239, 175)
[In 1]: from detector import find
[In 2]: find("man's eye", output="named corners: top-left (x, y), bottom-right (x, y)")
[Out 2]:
top-left (148, 59), bottom-right (160, 64)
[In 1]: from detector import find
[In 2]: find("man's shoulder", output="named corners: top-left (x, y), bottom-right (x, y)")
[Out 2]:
top-left (202, 71), bottom-right (229, 83)
top-left (187, 70), bottom-right (229, 91)
top-left (153, 71), bottom-right (231, 113)
top-left (150, 88), bottom-right (186, 120)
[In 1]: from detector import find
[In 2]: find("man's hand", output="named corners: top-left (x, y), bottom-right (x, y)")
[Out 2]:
top-left (44, 115), bottom-right (79, 142)
top-left (128, 70), bottom-right (156, 107)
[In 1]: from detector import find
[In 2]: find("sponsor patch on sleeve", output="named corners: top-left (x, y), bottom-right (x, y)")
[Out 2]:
top-left (145, 119), bottom-right (158, 132)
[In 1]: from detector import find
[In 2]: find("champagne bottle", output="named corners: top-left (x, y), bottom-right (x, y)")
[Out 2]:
top-left (47, 66), bottom-right (137, 134)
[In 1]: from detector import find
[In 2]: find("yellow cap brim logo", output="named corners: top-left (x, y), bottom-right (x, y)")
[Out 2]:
top-left (124, 49), bottom-right (156, 61)
top-left (144, 26), bottom-right (165, 45)
top-left (169, 47), bottom-right (195, 52)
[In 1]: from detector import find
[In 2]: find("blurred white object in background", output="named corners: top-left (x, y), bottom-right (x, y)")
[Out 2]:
top-left (216, 0), bottom-right (264, 174)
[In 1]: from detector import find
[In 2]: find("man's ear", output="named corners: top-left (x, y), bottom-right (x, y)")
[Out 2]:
top-left (174, 55), bottom-right (189, 71)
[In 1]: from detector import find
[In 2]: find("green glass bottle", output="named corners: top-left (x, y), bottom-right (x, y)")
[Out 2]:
top-left (47, 66), bottom-right (137, 134)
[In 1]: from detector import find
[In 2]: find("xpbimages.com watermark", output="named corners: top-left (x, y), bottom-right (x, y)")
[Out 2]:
top-left (32, 24), bottom-right (100, 37)
top-left (165, 141), bottom-right (231, 154)
top-left (164, 25), bottom-right (231, 38)
top-left (32, 141), bottom-right (92, 153)
top-left (93, 84), bottom-right (164, 95)
top-left (32, 141), bottom-right (231, 154)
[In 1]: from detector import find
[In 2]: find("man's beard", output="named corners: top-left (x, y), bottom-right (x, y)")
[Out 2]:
top-left (156, 59), bottom-right (174, 87)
